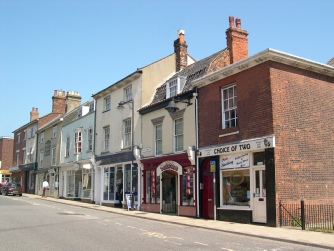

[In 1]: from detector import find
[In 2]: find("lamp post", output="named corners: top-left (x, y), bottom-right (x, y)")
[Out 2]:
top-left (117, 99), bottom-right (135, 209)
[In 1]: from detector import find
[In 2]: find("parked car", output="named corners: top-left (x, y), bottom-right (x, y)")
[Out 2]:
top-left (1, 182), bottom-right (22, 196)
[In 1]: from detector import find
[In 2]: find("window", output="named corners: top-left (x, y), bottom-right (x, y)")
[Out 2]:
top-left (104, 97), bottom-right (111, 111)
top-left (74, 131), bottom-right (82, 154)
top-left (24, 130), bottom-right (27, 140)
top-left (222, 84), bottom-right (237, 129)
top-left (124, 85), bottom-right (132, 102)
top-left (88, 128), bottom-right (93, 151)
top-left (16, 152), bottom-right (19, 165)
top-left (22, 149), bottom-right (26, 164)
top-left (123, 119), bottom-right (131, 148)
top-left (41, 132), bottom-right (44, 143)
top-left (77, 108), bottom-right (82, 117)
top-left (167, 79), bottom-right (178, 98)
top-left (31, 127), bottom-right (34, 138)
top-left (66, 137), bottom-right (70, 157)
top-left (17, 133), bottom-right (20, 143)
top-left (51, 147), bottom-right (56, 166)
top-left (89, 101), bottom-right (95, 113)
top-left (103, 126), bottom-right (110, 151)
top-left (145, 170), bottom-right (160, 204)
top-left (174, 118), bottom-right (183, 152)
top-left (40, 151), bottom-right (44, 168)
top-left (182, 167), bottom-right (194, 206)
top-left (221, 169), bottom-right (250, 206)
top-left (53, 126), bottom-right (57, 138)
top-left (29, 148), bottom-right (33, 161)
top-left (155, 124), bottom-right (162, 155)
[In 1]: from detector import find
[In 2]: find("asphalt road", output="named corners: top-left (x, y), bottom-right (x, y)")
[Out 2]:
top-left (0, 195), bottom-right (330, 251)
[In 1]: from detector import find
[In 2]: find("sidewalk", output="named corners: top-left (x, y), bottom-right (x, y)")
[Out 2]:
top-left (24, 193), bottom-right (334, 250)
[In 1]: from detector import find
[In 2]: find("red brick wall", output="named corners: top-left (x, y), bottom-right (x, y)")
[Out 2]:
top-left (0, 137), bottom-right (14, 170)
top-left (270, 62), bottom-right (334, 204)
top-left (13, 128), bottom-right (27, 166)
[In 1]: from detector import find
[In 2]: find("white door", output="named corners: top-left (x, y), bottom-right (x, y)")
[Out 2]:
top-left (252, 168), bottom-right (266, 223)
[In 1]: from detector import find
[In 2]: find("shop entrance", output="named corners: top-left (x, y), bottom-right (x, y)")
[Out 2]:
top-left (161, 171), bottom-right (177, 214)
top-left (202, 158), bottom-right (214, 219)
top-left (252, 167), bottom-right (266, 223)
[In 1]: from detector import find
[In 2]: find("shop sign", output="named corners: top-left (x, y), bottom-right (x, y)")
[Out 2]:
top-left (20, 162), bottom-right (37, 171)
top-left (199, 135), bottom-right (275, 157)
top-left (9, 166), bottom-right (19, 172)
top-left (0, 170), bottom-right (11, 174)
top-left (157, 161), bottom-right (182, 176)
top-left (221, 153), bottom-right (249, 169)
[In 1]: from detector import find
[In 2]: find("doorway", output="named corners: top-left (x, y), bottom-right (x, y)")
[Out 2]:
top-left (161, 171), bottom-right (177, 214)
top-left (252, 167), bottom-right (267, 223)
top-left (202, 158), bottom-right (214, 219)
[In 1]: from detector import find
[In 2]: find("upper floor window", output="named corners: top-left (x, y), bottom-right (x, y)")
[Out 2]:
top-left (174, 118), bottom-right (184, 152)
top-left (65, 137), bottom-right (70, 157)
top-left (89, 101), bottom-right (95, 113)
top-left (221, 84), bottom-right (237, 129)
top-left (22, 149), bottom-right (26, 164)
top-left (17, 133), bottom-right (20, 143)
top-left (155, 124), bottom-right (162, 155)
top-left (29, 147), bottom-right (33, 162)
top-left (103, 126), bottom-right (110, 152)
top-left (24, 130), bottom-right (27, 140)
top-left (53, 126), bottom-right (57, 138)
top-left (16, 151), bottom-right (19, 166)
top-left (40, 151), bottom-right (44, 168)
top-left (88, 128), bottom-right (93, 151)
top-left (77, 108), bottom-right (82, 117)
top-left (41, 132), bottom-right (45, 143)
top-left (124, 86), bottom-right (132, 102)
top-left (51, 147), bottom-right (56, 166)
top-left (104, 97), bottom-right (111, 111)
top-left (167, 79), bottom-right (178, 98)
top-left (74, 131), bottom-right (82, 154)
top-left (123, 119), bottom-right (131, 148)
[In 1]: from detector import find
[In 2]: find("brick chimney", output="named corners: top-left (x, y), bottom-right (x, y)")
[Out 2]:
top-left (52, 89), bottom-right (66, 114)
top-left (174, 29), bottom-right (188, 72)
top-left (226, 16), bottom-right (248, 64)
top-left (30, 107), bottom-right (39, 121)
top-left (66, 91), bottom-right (82, 112)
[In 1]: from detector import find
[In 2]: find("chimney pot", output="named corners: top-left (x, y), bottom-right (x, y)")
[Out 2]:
top-left (229, 16), bottom-right (235, 27)
top-left (236, 18), bottom-right (241, 28)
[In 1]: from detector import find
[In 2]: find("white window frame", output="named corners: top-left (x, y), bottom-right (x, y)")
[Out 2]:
top-left (221, 84), bottom-right (237, 129)
top-left (66, 136), bottom-right (70, 157)
top-left (104, 97), bottom-right (111, 111)
top-left (174, 118), bottom-right (184, 152)
top-left (155, 124), bottom-right (162, 155)
top-left (41, 132), bottom-right (44, 143)
top-left (53, 126), bottom-right (57, 138)
top-left (103, 126), bottom-right (110, 152)
top-left (51, 147), bottom-right (56, 166)
top-left (74, 131), bottom-right (82, 154)
top-left (88, 128), bottom-right (93, 151)
top-left (166, 78), bottom-right (179, 98)
top-left (124, 85), bottom-right (132, 102)
top-left (123, 118), bottom-right (131, 148)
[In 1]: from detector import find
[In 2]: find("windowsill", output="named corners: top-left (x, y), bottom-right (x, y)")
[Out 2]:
top-left (102, 109), bottom-right (110, 113)
top-left (219, 127), bottom-right (239, 138)
top-left (218, 205), bottom-right (251, 210)
top-left (86, 150), bottom-right (92, 153)
top-left (101, 151), bottom-right (109, 155)
top-left (121, 146), bottom-right (131, 151)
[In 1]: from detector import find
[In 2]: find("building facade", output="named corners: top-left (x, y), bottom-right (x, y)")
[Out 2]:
top-left (0, 137), bottom-right (14, 183)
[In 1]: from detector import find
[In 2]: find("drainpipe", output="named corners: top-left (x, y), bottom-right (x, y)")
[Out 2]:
top-left (193, 90), bottom-right (200, 218)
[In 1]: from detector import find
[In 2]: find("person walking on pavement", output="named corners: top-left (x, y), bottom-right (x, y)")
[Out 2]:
top-left (117, 179), bottom-right (123, 208)
top-left (42, 180), bottom-right (49, 198)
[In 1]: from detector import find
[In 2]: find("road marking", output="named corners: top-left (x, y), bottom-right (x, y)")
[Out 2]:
top-left (127, 226), bottom-right (136, 229)
top-left (115, 222), bottom-right (122, 225)
top-left (164, 239), bottom-right (182, 246)
top-left (221, 248), bottom-right (234, 251)
top-left (195, 242), bottom-right (208, 246)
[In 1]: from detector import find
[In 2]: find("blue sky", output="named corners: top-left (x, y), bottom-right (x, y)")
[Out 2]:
top-left (1, 0), bottom-right (333, 137)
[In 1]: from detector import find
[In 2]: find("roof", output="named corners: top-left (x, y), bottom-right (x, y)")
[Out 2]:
top-left (328, 57), bottom-right (334, 66)
top-left (63, 100), bottom-right (94, 126)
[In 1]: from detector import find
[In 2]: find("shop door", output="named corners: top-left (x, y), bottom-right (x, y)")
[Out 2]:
top-left (161, 172), bottom-right (176, 214)
top-left (252, 168), bottom-right (267, 223)
top-left (202, 158), bottom-right (214, 219)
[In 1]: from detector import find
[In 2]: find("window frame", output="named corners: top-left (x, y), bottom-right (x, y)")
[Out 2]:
top-left (104, 96), bottom-right (111, 111)
top-left (174, 118), bottom-right (184, 152)
top-left (40, 151), bottom-right (44, 168)
top-left (74, 131), bottom-right (82, 154)
top-left (166, 78), bottom-right (179, 98)
top-left (221, 84), bottom-right (237, 129)
top-left (123, 118), bottom-right (131, 148)
top-left (51, 147), bottom-right (56, 166)
top-left (66, 136), bottom-right (70, 157)
top-left (154, 124), bottom-right (162, 155)
top-left (124, 85), bottom-right (132, 102)
top-left (41, 132), bottom-right (44, 143)
top-left (53, 126), bottom-right (57, 138)
top-left (88, 128), bottom-right (93, 151)
top-left (103, 126), bottom-right (110, 152)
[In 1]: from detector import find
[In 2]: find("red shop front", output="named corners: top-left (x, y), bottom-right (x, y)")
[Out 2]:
top-left (140, 152), bottom-right (196, 217)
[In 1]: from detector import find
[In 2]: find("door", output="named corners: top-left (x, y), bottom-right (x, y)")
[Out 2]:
top-left (252, 168), bottom-right (266, 223)
top-left (161, 172), bottom-right (177, 214)
top-left (202, 158), bottom-right (214, 219)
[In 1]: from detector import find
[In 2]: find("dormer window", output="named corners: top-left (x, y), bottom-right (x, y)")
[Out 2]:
top-left (77, 108), bottom-right (82, 117)
top-left (166, 77), bottom-right (186, 99)
top-left (89, 101), bottom-right (95, 113)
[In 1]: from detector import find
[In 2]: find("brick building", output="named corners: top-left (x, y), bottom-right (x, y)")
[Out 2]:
top-left (192, 17), bottom-right (334, 226)
top-left (0, 137), bottom-right (14, 183)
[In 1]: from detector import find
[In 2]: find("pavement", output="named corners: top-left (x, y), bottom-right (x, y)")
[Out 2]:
top-left (23, 193), bottom-right (334, 250)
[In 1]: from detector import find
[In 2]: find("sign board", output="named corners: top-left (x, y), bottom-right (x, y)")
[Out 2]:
top-left (125, 194), bottom-right (132, 210)
top-left (210, 161), bottom-right (216, 172)
top-left (221, 153), bottom-right (250, 169)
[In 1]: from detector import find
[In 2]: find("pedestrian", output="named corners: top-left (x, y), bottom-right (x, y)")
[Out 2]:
top-left (117, 179), bottom-right (123, 208)
top-left (42, 180), bottom-right (49, 198)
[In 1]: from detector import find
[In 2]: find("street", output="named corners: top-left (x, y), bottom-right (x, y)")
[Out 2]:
top-left (0, 195), bottom-right (330, 251)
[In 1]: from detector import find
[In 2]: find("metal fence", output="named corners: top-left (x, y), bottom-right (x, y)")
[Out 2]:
top-left (279, 200), bottom-right (334, 231)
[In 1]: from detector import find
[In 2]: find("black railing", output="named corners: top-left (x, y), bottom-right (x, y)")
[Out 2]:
top-left (279, 200), bottom-right (334, 231)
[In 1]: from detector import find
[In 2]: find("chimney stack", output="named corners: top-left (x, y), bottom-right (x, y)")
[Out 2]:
top-left (174, 29), bottom-right (188, 72)
top-left (66, 91), bottom-right (82, 113)
top-left (30, 107), bottom-right (39, 121)
top-left (52, 89), bottom-right (66, 114)
top-left (226, 16), bottom-right (248, 64)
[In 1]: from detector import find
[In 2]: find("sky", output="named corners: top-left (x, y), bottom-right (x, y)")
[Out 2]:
top-left (1, 0), bottom-right (333, 137)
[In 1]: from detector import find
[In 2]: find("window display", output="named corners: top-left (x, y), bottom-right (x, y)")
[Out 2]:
top-left (182, 167), bottom-right (194, 206)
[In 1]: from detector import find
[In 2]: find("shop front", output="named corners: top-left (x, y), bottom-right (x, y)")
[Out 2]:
top-left (20, 162), bottom-right (37, 194)
top-left (96, 151), bottom-right (138, 208)
top-left (9, 166), bottom-right (25, 190)
top-left (0, 170), bottom-right (11, 183)
top-left (140, 152), bottom-right (196, 217)
top-left (198, 135), bottom-right (275, 225)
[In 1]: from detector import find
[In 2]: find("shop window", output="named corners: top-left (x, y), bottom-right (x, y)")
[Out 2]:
top-left (221, 169), bottom-right (250, 206)
top-left (82, 168), bottom-right (92, 198)
top-left (103, 167), bottom-right (114, 201)
top-left (182, 167), bottom-right (194, 206)
top-left (145, 170), bottom-right (160, 204)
